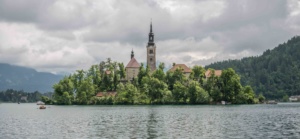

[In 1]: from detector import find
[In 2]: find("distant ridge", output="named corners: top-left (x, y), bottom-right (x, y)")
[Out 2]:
top-left (206, 36), bottom-right (300, 99)
top-left (0, 63), bottom-right (63, 93)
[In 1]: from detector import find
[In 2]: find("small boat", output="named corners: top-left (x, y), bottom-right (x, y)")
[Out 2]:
top-left (39, 105), bottom-right (46, 109)
top-left (266, 100), bottom-right (277, 104)
top-left (220, 101), bottom-right (232, 105)
top-left (221, 101), bottom-right (226, 105)
top-left (37, 101), bottom-right (45, 105)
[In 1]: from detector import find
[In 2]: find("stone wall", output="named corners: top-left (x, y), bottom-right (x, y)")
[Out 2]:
top-left (126, 67), bottom-right (140, 81)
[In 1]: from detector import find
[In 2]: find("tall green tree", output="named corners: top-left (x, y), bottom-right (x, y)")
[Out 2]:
top-left (190, 65), bottom-right (206, 85)
top-left (187, 81), bottom-right (210, 104)
top-left (142, 76), bottom-right (168, 103)
top-left (115, 83), bottom-right (138, 104)
top-left (166, 67), bottom-right (185, 91)
top-left (137, 63), bottom-right (150, 87)
top-left (219, 68), bottom-right (243, 102)
top-left (53, 76), bottom-right (74, 104)
top-left (118, 63), bottom-right (126, 79)
top-left (152, 63), bottom-right (166, 81)
top-left (172, 81), bottom-right (187, 103)
top-left (76, 76), bottom-right (95, 104)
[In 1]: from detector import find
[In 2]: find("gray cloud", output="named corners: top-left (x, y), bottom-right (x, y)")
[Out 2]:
top-left (0, 0), bottom-right (299, 74)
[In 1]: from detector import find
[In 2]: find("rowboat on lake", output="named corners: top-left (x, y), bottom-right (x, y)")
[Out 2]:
top-left (39, 105), bottom-right (46, 109)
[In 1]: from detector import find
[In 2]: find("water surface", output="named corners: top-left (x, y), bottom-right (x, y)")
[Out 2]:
top-left (1, 103), bottom-right (300, 138)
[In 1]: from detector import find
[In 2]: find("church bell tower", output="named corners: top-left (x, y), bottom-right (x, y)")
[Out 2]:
top-left (146, 22), bottom-right (156, 71)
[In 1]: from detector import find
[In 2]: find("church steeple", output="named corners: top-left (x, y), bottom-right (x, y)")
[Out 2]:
top-left (131, 49), bottom-right (134, 59)
top-left (146, 21), bottom-right (156, 71)
top-left (148, 22), bottom-right (155, 45)
top-left (150, 22), bottom-right (153, 33)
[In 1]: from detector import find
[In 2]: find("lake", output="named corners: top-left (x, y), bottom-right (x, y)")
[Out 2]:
top-left (1, 103), bottom-right (300, 139)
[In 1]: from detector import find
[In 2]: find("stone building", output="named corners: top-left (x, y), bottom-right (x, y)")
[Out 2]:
top-left (146, 22), bottom-right (156, 71)
top-left (168, 64), bottom-right (192, 78)
top-left (125, 50), bottom-right (140, 81)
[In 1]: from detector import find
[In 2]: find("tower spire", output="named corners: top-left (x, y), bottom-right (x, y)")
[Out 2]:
top-left (148, 21), bottom-right (154, 45)
top-left (150, 20), bottom-right (152, 33)
top-left (131, 49), bottom-right (134, 59)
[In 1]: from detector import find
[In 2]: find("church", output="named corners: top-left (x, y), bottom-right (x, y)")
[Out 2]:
top-left (125, 22), bottom-right (157, 81)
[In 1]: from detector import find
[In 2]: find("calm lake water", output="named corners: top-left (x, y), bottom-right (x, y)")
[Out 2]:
top-left (1, 103), bottom-right (300, 139)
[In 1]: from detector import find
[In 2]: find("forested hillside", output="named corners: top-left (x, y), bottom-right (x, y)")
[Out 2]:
top-left (206, 36), bottom-right (300, 99)
top-left (0, 63), bottom-right (63, 93)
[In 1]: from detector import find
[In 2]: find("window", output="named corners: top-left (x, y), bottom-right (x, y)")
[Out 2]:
top-left (150, 58), bottom-right (152, 61)
top-left (149, 50), bottom-right (153, 54)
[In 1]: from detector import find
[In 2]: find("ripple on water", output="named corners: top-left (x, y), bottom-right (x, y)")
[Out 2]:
top-left (1, 103), bottom-right (300, 138)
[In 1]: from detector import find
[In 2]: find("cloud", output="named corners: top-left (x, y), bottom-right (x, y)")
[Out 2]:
top-left (0, 0), bottom-right (299, 74)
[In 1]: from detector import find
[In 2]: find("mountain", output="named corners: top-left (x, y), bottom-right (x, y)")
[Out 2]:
top-left (206, 36), bottom-right (300, 99)
top-left (0, 63), bottom-right (63, 93)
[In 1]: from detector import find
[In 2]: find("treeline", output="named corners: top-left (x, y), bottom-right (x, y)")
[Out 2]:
top-left (46, 58), bottom-right (264, 105)
top-left (206, 36), bottom-right (300, 99)
top-left (0, 89), bottom-right (52, 103)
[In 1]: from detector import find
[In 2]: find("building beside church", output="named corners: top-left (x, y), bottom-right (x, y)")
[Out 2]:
top-left (205, 69), bottom-right (222, 79)
top-left (168, 64), bottom-right (192, 78)
top-left (125, 50), bottom-right (140, 81)
top-left (146, 22), bottom-right (156, 71)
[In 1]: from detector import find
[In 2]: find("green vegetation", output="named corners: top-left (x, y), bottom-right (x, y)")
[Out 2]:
top-left (0, 89), bottom-right (50, 103)
top-left (206, 36), bottom-right (300, 99)
top-left (48, 58), bottom-right (261, 105)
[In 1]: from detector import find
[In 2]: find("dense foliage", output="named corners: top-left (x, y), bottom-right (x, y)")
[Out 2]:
top-left (0, 89), bottom-right (50, 103)
top-left (206, 36), bottom-right (300, 99)
top-left (48, 58), bottom-right (262, 105)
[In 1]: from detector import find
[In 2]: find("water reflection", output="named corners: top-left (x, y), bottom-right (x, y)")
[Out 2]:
top-left (147, 107), bottom-right (158, 138)
top-left (1, 104), bottom-right (300, 138)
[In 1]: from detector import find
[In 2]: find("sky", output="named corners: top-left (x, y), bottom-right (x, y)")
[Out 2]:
top-left (0, 0), bottom-right (299, 74)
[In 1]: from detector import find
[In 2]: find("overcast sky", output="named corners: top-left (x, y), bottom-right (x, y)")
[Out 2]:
top-left (0, 0), bottom-right (299, 74)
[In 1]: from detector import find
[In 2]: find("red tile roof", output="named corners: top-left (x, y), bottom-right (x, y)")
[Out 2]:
top-left (126, 57), bottom-right (140, 68)
top-left (205, 69), bottom-right (222, 78)
top-left (168, 64), bottom-right (192, 73)
top-left (96, 91), bottom-right (117, 97)
top-left (96, 92), bottom-right (104, 97)
top-left (105, 70), bottom-right (111, 75)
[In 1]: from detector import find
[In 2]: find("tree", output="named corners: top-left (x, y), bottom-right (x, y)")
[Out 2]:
top-left (87, 65), bottom-right (101, 92)
top-left (258, 94), bottom-right (265, 103)
top-left (142, 77), bottom-right (168, 104)
top-left (115, 83), bottom-right (138, 104)
top-left (187, 81), bottom-right (210, 104)
top-left (190, 65), bottom-right (206, 85)
top-left (235, 85), bottom-right (256, 104)
top-left (152, 63), bottom-right (166, 81)
top-left (76, 76), bottom-right (95, 104)
top-left (53, 76), bottom-right (74, 105)
top-left (99, 61), bottom-right (106, 75)
top-left (172, 81), bottom-right (187, 103)
top-left (282, 94), bottom-right (289, 102)
top-left (118, 63), bottom-right (126, 79)
top-left (219, 68), bottom-right (242, 102)
top-left (166, 67), bottom-right (185, 91)
top-left (137, 63), bottom-right (150, 87)
top-left (204, 69), bottom-right (222, 102)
